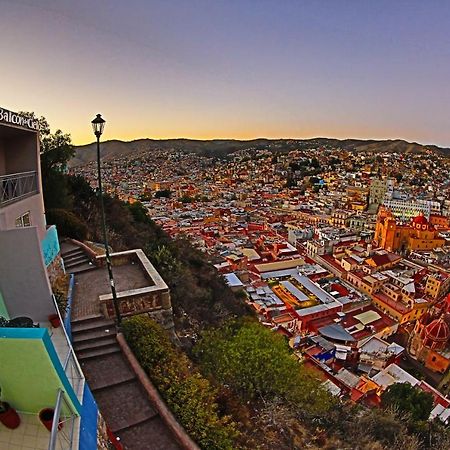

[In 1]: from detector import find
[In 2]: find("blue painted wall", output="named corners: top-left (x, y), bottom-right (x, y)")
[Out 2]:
top-left (79, 383), bottom-right (99, 450)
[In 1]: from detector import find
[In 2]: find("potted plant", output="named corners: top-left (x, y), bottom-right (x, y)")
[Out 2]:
top-left (39, 408), bottom-right (63, 432)
top-left (48, 314), bottom-right (61, 328)
top-left (0, 387), bottom-right (21, 429)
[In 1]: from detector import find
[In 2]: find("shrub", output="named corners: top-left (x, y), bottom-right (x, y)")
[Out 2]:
top-left (122, 316), bottom-right (237, 450)
top-left (381, 383), bottom-right (434, 422)
top-left (46, 208), bottom-right (88, 240)
top-left (193, 318), bottom-right (334, 417)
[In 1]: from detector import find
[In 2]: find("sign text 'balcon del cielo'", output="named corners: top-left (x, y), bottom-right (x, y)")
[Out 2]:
top-left (0, 107), bottom-right (39, 131)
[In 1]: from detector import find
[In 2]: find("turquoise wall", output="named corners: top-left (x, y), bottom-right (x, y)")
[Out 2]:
top-left (41, 224), bottom-right (60, 266)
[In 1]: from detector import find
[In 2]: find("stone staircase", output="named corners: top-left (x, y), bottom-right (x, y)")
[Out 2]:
top-left (61, 242), bottom-right (95, 274)
top-left (72, 316), bottom-right (181, 450)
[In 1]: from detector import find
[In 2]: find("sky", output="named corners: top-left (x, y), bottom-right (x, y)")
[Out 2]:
top-left (2, 0), bottom-right (450, 146)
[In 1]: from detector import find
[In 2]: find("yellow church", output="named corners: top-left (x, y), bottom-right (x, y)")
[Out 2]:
top-left (374, 208), bottom-right (445, 252)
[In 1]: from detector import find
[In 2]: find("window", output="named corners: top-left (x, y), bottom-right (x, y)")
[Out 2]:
top-left (15, 212), bottom-right (31, 228)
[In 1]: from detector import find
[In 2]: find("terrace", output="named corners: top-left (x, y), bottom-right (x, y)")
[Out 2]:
top-left (68, 249), bottom-right (170, 321)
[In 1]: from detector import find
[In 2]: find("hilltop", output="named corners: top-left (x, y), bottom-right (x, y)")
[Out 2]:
top-left (70, 137), bottom-right (450, 167)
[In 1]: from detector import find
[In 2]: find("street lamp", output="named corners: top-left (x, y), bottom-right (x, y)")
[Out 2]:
top-left (91, 114), bottom-right (121, 325)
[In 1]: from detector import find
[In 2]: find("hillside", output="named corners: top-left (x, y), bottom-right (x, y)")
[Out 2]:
top-left (70, 137), bottom-right (450, 167)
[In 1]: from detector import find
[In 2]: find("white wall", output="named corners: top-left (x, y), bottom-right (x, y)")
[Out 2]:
top-left (0, 192), bottom-right (46, 239)
top-left (0, 227), bottom-right (54, 323)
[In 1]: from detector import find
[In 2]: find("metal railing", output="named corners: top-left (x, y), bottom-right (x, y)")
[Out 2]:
top-left (63, 348), bottom-right (84, 401)
top-left (48, 389), bottom-right (78, 450)
top-left (0, 171), bottom-right (38, 206)
top-left (52, 294), bottom-right (84, 402)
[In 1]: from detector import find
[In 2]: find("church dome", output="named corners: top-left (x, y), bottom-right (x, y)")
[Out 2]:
top-left (425, 318), bottom-right (450, 343)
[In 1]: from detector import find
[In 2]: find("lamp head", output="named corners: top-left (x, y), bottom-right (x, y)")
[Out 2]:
top-left (91, 113), bottom-right (106, 138)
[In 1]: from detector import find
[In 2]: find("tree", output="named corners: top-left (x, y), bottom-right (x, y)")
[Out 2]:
top-left (154, 189), bottom-right (171, 198)
top-left (20, 112), bottom-right (74, 209)
top-left (381, 383), bottom-right (434, 422)
top-left (194, 319), bottom-right (334, 416)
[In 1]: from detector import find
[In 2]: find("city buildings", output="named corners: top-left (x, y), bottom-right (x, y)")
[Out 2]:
top-left (71, 136), bottom-right (450, 413)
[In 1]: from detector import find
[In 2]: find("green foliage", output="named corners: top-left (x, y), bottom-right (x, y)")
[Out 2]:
top-left (154, 189), bottom-right (171, 198)
top-left (126, 201), bottom-right (151, 225)
top-left (194, 319), bottom-right (334, 416)
top-left (122, 316), bottom-right (238, 450)
top-left (46, 209), bottom-right (88, 241)
top-left (21, 112), bottom-right (74, 209)
top-left (179, 195), bottom-right (194, 203)
top-left (381, 383), bottom-right (434, 422)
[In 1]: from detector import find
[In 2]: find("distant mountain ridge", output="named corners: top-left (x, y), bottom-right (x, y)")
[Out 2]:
top-left (69, 137), bottom-right (450, 167)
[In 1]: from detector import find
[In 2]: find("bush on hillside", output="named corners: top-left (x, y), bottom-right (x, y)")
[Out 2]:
top-left (46, 208), bottom-right (88, 241)
top-left (122, 315), bottom-right (238, 450)
top-left (193, 318), bottom-right (334, 417)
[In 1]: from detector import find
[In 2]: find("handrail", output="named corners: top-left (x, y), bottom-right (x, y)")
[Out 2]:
top-left (48, 389), bottom-right (64, 450)
top-left (52, 294), bottom-right (84, 401)
top-left (0, 170), bottom-right (37, 178)
top-left (48, 389), bottom-right (78, 450)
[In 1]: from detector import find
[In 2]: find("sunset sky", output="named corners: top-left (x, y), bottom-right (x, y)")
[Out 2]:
top-left (2, 0), bottom-right (450, 146)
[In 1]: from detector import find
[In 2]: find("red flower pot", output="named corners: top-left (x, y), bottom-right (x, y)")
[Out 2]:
top-left (48, 314), bottom-right (61, 328)
top-left (0, 402), bottom-right (21, 429)
top-left (39, 408), bottom-right (63, 432)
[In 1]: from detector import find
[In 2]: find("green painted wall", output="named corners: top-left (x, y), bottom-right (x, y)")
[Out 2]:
top-left (0, 289), bottom-right (9, 319)
top-left (0, 338), bottom-right (74, 415)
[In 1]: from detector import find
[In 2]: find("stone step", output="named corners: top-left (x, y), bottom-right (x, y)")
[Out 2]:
top-left (71, 314), bottom-right (104, 324)
top-left (65, 263), bottom-right (97, 274)
top-left (72, 318), bottom-right (115, 334)
top-left (65, 257), bottom-right (91, 269)
top-left (93, 380), bottom-right (158, 434)
top-left (76, 344), bottom-right (121, 360)
top-left (79, 353), bottom-right (137, 392)
top-left (72, 327), bottom-right (116, 345)
top-left (117, 416), bottom-right (182, 450)
top-left (74, 336), bottom-right (117, 352)
top-left (90, 374), bottom-right (136, 392)
top-left (64, 253), bottom-right (90, 265)
top-left (61, 247), bottom-right (84, 258)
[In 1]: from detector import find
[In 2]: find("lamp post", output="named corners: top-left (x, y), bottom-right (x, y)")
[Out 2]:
top-left (91, 114), bottom-right (121, 325)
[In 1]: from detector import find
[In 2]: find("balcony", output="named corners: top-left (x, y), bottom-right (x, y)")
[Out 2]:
top-left (0, 171), bottom-right (38, 207)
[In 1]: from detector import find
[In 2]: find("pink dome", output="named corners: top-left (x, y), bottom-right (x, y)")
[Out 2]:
top-left (425, 318), bottom-right (450, 343)
top-left (412, 214), bottom-right (428, 225)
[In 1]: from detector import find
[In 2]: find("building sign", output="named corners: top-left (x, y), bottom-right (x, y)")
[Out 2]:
top-left (0, 107), bottom-right (39, 131)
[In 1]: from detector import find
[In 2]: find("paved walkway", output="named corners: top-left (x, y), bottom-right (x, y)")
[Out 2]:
top-left (71, 269), bottom-right (183, 450)
top-left (72, 265), bottom-right (150, 320)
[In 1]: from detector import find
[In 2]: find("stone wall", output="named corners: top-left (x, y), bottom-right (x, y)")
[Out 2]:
top-left (97, 249), bottom-right (175, 333)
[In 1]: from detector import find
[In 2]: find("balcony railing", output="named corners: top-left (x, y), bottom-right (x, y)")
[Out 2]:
top-left (48, 389), bottom-right (78, 450)
top-left (0, 171), bottom-right (38, 206)
top-left (52, 294), bottom-right (84, 402)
